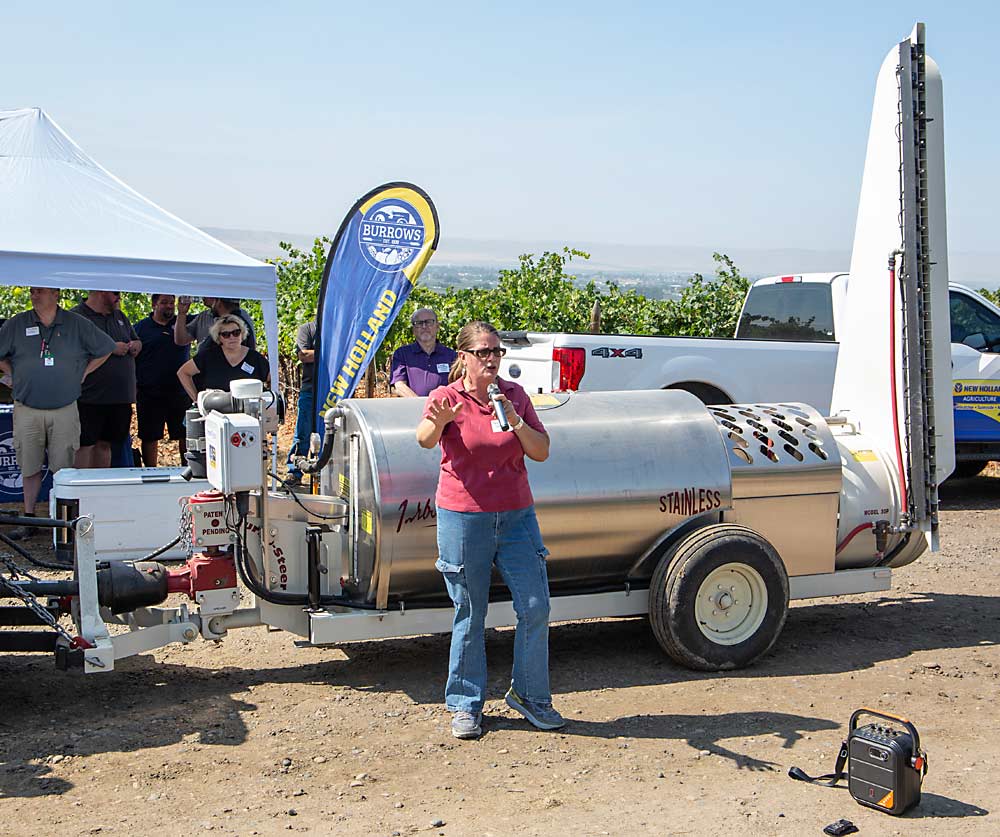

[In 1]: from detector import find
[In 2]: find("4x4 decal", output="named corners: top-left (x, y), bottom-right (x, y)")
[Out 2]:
top-left (591, 347), bottom-right (643, 359)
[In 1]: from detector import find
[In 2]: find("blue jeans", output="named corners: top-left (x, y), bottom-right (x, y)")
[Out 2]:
top-left (287, 388), bottom-right (314, 478)
top-left (435, 505), bottom-right (552, 714)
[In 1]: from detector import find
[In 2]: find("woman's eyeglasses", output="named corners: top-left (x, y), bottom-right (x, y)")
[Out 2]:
top-left (219, 329), bottom-right (242, 339)
top-left (465, 347), bottom-right (506, 360)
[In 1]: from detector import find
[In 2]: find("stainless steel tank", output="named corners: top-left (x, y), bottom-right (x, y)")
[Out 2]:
top-left (321, 389), bottom-right (733, 607)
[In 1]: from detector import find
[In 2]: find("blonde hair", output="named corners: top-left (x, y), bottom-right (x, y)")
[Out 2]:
top-left (448, 321), bottom-right (500, 383)
top-left (209, 314), bottom-right (248, 344)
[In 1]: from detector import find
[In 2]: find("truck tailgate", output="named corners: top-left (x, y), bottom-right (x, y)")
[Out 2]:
top-left (499, 332), bottom-right (559, 393)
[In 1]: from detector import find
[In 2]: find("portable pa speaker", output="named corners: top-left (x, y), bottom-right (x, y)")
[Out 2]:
top-left (789, 708), bottom-right (927, 816)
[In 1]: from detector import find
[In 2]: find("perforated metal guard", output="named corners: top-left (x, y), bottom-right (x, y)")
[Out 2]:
top-left (709, 403), bottom-right (834, 470)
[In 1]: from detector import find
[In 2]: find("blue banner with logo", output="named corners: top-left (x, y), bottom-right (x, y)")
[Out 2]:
top-left (313, 182), bottom-right (439, 430)
top-left (0, 406), bottom-right (53, 502)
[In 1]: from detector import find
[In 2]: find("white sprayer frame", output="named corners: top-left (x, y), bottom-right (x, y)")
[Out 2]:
top-left (71, 561), bottom-right (891, 665)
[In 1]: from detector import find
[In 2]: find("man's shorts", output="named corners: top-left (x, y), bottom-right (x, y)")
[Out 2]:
top-left (136, 389), bottom-right (191, 442)
top-left (78, 402), bottom-right (132, 447)
top-left (13, 401), bottom-right (80, 475)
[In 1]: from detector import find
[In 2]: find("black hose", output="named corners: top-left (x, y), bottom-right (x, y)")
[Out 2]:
top-left (233, 521), bottom-right (379, 610)
top-left (136, 535), bottom-right (182, 563)
top-left (0, 512), bottom-right (75, 530)
top-left (877, 532), bottom-right (912, 567)
top-left (306, 526), bottom-right (322, 611)
top-left (0, 531), bottom-right (72, 572)
top-left (295, 407), bottom-right (343, 475)
top-left (266, 472), bottom-right (347, 521)
top-left (9, 578), bottom-right (79, 596)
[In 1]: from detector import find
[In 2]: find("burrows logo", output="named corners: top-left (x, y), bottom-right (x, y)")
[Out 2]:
top-left (358, 199), bottom-right (425, 272)
top-left (0, 428), bottom-right (48, 494)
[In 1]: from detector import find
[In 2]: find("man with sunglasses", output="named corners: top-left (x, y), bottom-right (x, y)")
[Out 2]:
top-left (390, 307), bottom-right (457, 398)
top-left (71, 291), bottom-right (141, 469)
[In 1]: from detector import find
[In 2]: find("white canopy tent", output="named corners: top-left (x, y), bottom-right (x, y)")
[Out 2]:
top-left (0, 107), bottom-right (280, 390)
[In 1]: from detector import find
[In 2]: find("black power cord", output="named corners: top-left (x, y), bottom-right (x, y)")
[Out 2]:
top-left (266, 471), bottom-right (347, 522)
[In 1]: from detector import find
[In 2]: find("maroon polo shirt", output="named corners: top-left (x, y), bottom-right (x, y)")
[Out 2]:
top-left (423, 378), bottom-right (546, 513)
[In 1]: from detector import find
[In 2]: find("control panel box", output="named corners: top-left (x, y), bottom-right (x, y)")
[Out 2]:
top-left (205, 412), bottom-right (262, 494)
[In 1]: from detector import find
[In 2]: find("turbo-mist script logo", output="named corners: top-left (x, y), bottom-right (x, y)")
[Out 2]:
top-left (358, 199), bottom-right (425, 272)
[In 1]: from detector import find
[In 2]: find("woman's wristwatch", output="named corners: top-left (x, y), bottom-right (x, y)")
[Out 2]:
top-left (511, 416), bottom-right (525, 432)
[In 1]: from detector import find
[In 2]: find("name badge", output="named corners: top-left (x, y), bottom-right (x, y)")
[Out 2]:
top-left (44, 356), bottom-right (55, 367)
top-left (491, 419), bottom-right (506, 433)
top-left (25, 326), bottom-right (40, 337)
top-left (240, 362), bottom-right (255, 374)
top-left (436, 363), bottom-right (450, 373)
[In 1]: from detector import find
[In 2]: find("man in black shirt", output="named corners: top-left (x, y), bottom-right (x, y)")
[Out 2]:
top-left (71, 291), bottom-right (141, 469)
top-left (134, 294), bottom-right (192, 466)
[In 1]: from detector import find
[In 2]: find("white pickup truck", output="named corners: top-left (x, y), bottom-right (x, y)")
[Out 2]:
top-left (499, 272), bottom-right (1000, 476)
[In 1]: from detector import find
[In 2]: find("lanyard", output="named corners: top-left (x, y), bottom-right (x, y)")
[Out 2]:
top-left (38, 321), bottom-right (58, 358)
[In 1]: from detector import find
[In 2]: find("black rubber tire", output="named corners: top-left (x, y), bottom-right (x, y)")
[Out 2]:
top-left (648, 524), bottom-right (789, 671)
top-left (950, 461), bottom-right (986, 480)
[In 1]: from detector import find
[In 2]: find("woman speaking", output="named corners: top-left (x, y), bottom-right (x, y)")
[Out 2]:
top-left (416, 321), bottom-right (563, 740)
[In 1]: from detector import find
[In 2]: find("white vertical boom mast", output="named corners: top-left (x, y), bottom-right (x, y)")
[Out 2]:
top-left (830, 22), bottom-right (953, 550)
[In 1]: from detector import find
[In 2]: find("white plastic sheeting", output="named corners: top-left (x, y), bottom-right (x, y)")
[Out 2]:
top-left (0, 107), bottom-right (280, 389)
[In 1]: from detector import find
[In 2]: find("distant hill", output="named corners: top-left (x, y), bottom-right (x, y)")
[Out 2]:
top-left (203, 227), bottom-right (999, 290)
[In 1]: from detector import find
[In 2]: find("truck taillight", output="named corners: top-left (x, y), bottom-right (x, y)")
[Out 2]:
top-left (553, 347), bottom-right (585, 391)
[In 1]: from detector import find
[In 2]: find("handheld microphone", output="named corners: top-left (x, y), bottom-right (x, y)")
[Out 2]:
top-left (487, 382), bottom-right (510, 431)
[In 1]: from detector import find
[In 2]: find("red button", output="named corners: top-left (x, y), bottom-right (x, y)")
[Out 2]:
top-left (231, 433), bottom-right (241, 446)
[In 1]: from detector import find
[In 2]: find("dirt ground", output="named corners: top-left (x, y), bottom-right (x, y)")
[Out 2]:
top-left (1, 462), bottom-right (998, 836)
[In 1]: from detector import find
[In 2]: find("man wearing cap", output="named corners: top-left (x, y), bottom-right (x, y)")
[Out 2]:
top-left (72, 291), bottom-right (142, 469)
top-left (390, 308), bottom-right (457, 398)
top-left (0, 288), bottom-right (115, 538)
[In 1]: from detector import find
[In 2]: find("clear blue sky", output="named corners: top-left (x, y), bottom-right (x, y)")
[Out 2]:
top-left (5, 1), bottom-right (997, 255)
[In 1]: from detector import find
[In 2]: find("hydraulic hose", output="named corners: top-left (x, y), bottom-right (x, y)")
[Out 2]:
top-left (877, 531), bottom-right (912, 567)
top-left (232, 519), bottom-right (380, 610)
top-left (136, 535), bottom-right (182, 563)
top-left (0, 531), bottom-right (72, 572)
top-left (295, 407), bottom-right (344, 476)
top-left (888, 252), bottom-right (909, 515)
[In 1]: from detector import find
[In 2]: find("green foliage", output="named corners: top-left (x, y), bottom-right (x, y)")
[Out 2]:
top-left (0, 247), bottom-right (751, 388)
top-left (670, 254), bottom-right (751, 337)
top-left (0, 287), bottom-right (33, 321)
top-left (977, 288), bottom-right (1000, 308)
top-left (376, 249), bottom-right (750, 359)
top-left (0, 289), bottom-right (154, 325)
top-left (263, 237), bottom-right (331, 385)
